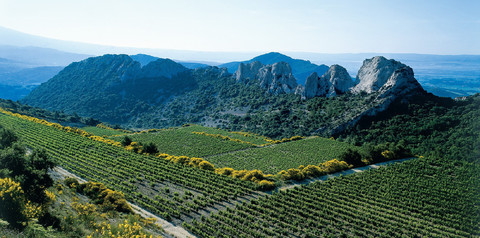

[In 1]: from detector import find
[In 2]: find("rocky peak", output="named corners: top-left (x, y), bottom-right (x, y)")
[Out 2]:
top-left (352, 56), bottom-right (407, 94)
top-left (303, 65), bottom-right (353, 99)
top-left (234, 61), bottom-right (298, 94)
top-left (323, 64), bottom-right (354, 97)
top-left (259, 62), bottom-right (298, 94)
top-left (304, 72), bottom-right (327, 98)
top-left (351, 56), bottom-right (424, 97)
top-left (377, 66), bottom-right (424, 98)
top-left (234, 61), bottom-right (264, 83)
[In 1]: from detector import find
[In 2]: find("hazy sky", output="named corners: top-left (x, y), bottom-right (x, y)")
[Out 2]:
top-left (1, 0), bottom-right (479, 54)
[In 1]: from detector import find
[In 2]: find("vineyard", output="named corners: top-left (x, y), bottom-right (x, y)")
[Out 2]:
top-left (186, 157), bottom-right (480, 237)
top-left (207, 137), bottom-right (358, 174)
top-left (0, 112), bottom-right (257, 222)
top-left (110, 125), bottom-right (258, 157)
top-left (81, 126), bottom-right (128, 137)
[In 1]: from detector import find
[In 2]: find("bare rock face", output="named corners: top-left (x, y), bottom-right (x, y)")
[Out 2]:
top-left (234, 61), bottom-right (298, 94)
top-left (303, 65), bottom-right (353, 99)
top-left (323, 64), bottom-right (354, 97)
top-left (352, 56), bottom-right (424, 98)
top-left (294, 84), bottom-right (305, 98)
top-left (352, 56), bottom-right (407, 94)
top-left (304, 72), bottom-right (328, 98)
top-left (327, 57), bottom-right (425, 136)
top-left (234, 61), bottom-right (264, 83)
top-left (377, 66), bottom-right (424, 99)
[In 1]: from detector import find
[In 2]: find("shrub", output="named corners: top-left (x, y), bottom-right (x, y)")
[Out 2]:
top-left (198, 161), bottom-right (215, 171)
top-left (339, 148), bottom-right (364, 167)
top-left (121, 136), bottom-right (132, 146)
top-left (142, 142), bottom-right (158, 154)
top-left (99, 189), bottom-right (132, 213)
top-left (0, 177), bottom-right (26, 228)
top-left (302, 165), bottom-right (325, 178)
top-left (258, 180), bottom-right (275, 191)
top-left (215, 167), bottom-right (235, 176)
top-left (64, 177), bottom-right (79, 189)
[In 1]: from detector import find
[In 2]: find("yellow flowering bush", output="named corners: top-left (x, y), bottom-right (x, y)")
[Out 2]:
top-left (0, 178), bottom-right (26, 226)
top-left (87, 219), bottom-right (155, 238)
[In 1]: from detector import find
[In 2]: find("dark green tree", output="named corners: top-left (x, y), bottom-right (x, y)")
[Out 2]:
top-left (121, 136), bottom-right (132, 146)
top-left (143, 142), bottom-right (159, 154)
top-left (339, 148), bottom-right (364, 167)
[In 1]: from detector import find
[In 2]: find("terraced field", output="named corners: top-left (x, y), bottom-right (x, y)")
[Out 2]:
top-left (207, 137), bottom-right (358, 174)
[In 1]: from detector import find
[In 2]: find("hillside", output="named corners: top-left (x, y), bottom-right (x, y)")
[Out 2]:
top-left (23, 55), bottom-right (194, 124)
top-left (22, 54), bottom-right (427, 139)
top-left (2, 92), bottom-right (479, 237)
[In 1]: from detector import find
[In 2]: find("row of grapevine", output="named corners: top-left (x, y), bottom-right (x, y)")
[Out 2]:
top-left (186, 157), bottom-right (479, 237)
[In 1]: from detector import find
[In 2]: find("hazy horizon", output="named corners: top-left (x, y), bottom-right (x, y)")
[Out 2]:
top-left (1, 0), bottom-right (479, 55)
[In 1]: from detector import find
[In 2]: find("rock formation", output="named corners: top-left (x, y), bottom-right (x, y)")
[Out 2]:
top-left (323, 65), bottom-right (354, 97)
top-left (352, 56), bottom-right (407, 94)
top-left (352, 56), bottom-right (424, 98)
top-left (303, 65), bottom-right (353, 99)
top-left (234, 61), bottom-right (298, 94)
top-left (234, 61), bottom-right (263, 83)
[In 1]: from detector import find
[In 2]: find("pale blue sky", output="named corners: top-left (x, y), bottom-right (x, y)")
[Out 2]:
top-left (0, 0), bottom-right (479, 54)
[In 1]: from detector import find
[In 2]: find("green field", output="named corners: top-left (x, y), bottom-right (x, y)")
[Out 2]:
top-left (207, 136), bottom-right (358, 174)
top-left (110, 125), bottom-right (261, 157)
top-left (187, 157), bottom-right (480, 237)
top-left (81, 126), bottom-right (128, 137)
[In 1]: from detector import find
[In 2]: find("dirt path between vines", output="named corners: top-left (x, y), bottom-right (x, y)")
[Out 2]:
top-left (277, 157), bottom-right (416, 191)
top-left (51, 167), bottom-right (197, 238)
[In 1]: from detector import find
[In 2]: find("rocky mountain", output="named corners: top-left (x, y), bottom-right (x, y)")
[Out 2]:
top-left (325, 56), bottom-right (426, 135)
top-left (22, 54), bottom-right (194, 123)
top-left (221, 52), bottom-right (329, 85)
top-left (21, 54), bottom-right (429, 138)
top-left (234, 61), bottom-right (298, 94)
top-left (352, 56), bottom-right (406, 93)
top-left (352, 56), bottom-right (424, 98)
top-left (304, 64), bottom-right (354, 98)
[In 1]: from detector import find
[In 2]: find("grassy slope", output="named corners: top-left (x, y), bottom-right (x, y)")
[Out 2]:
top-left (207, 136), bottom-right (358, 174)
